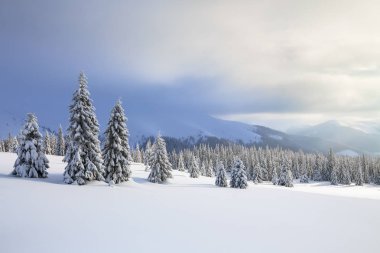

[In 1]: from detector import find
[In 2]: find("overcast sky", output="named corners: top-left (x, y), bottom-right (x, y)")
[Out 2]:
top-left (1, 0), bottom-right (380, 131)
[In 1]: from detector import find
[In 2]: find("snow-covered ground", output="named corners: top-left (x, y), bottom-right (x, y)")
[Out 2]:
top-left (1, 152), bottom-right (379, 253)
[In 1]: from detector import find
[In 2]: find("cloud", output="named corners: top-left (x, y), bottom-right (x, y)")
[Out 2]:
top-left (1, 0), bottom-right (380, 129)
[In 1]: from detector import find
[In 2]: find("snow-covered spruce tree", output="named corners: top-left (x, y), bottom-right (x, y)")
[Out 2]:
top-left (147, 134), bottom-right (172, 183)
top-left (252, 155), bottom-right (263, 183)
top-left (215, 161), bottom-right (228, 187)
top-left (134, 143), bottom-right (143, 163)
top-left (278, 154), bottom-right (293, 187)
top-left (63, 72), bottom-right (105, 185)
top-left (354, 159), bottom-right (364, 186)
top-left (177, 152), bottom-right (185, 171)
top-left (330, 163), bottom-right (339, 185)
top-left (272, 167), bottom-right (279, 185)
top-left (189, 155), bottom-right (200, 178)
top-left (299, 154), bottom-right (309, 183)
top-left (360, 155), bottom-right (370, 184)
top-left (102, 100), bottom-right (132, 184)
top-left (50, 134), bottom-right (57, 155)
top-left (43, 131), bottom-right (52, 155)
top-left (340, 159), bottom-right (351, 185)
top-left (205, 159), bottom-right (214, 177)
top-left (271, 156), bottom-right (279, 185)
top-left (7, 134), bottom-right (18, 153)
top-left (230, 157), bottom-right (248, 189)
top-left (144, 139), bottom-right (153, 171)
top-left (12, 113), bottom-right (49, 178)
top-left (56, 125), bottom-right (65, 156)
top-left (326, 148), bottom-right (335, 182)
top-left (312, 153), bottom-right (323, 181)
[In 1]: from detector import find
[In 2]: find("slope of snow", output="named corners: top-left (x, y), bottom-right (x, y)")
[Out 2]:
top-left (0, 152), bottom-right (380, 253)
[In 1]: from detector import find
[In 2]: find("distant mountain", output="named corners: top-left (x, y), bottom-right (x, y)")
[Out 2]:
top-left (0, 109), bottom-right (369, 154)
top-left (126, 112), bottom-right (353, 153)
top-left (287, 120), bottom-right (380, 154)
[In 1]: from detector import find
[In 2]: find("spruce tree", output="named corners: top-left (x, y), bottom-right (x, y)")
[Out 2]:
top-left (278, 154), bottom-right (293, 187)
top-left (299, 155), bottom-right (309, 183)
top-left (50, 134), bottom-right (57, 155)
top-left (144, 139), bottom-right (153, 171)
top-left (340, 159), bottom-right (351, 185)
top-left (177, 152), bottom-right (186, 171)
top-left (147, 134), bottom-right (172, 183)
top-left (328, 149), bottom-right (339, 185)
top-left (134, 143), bottom-right (143, 163)
top-left (205, 159), bottom-right (214, 177)
top-left (215, 161), bottom-right (228, 187)
top-left (189, 155), bottom-right (200, 178)
top-left (56, 125), bottom-right (65, 156)
top-left (354, 159), bottom-right (364, 186)
top-left (327, 148), bottom-right (335, 182)
top-left (63, 72), bottom-right (105, 185)
top-left (200, 161), bottom-right (206, 176)
top-left (44, 131), bottom-right (52, 155)
top-left (312, 153), bottom-right (323, 181)
top-left (230, 157), bottom-right (248, 189)
top-left (102, 100), bottom-right (132, 184)
top-left (12, 113), bottom-right (49, 178)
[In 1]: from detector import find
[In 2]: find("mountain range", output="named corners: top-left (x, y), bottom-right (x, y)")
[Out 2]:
top-left (1, 110), bottom-right (379, 154)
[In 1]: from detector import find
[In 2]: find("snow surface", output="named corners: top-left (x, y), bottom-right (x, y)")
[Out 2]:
top-left (1, 152), bottom-right (380, 253)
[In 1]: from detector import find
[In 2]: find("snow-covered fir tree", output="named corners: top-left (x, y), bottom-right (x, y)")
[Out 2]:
top-left (63, 72), bottom-right (105, 185)
top-left (43, 131), bottom-right (52, 155)
top-left (200, 161), bottom-right (206, 176)
top-left (147, 134), bottom-right (172, 183)
top-left (230, 157), bottom-right (248, 189)
top-left (189, 155), bottom-right (200, 178)
top-left (340, 158), bottom-right (351, 185)
top-left (354, 159), bottom-right (364, 186)
top-left (102, 100), bottom-right (132, 184)
top-left (177, 152), bottom-right (185, 171)
top-left (252, 154), bottom-right (263, 183)
top-left (6, 133), bottom-right (18, 153)
top-left (360, 155), bottom-right (370, 183)
top-left (312, 153), bottom-right (323, 181)
top-left (144, 139), bottom-right (154, 171)
top-left (299, 154), bottom-right (309, 183)
top-left (215, 161), bottom-right (228, 187)
top-left (272, 167), bottom-right (279, 185)
top-left (205, 159), bottom-right (214, 177)
top-left (49, 134), bottom-right (57, 155)
top-left (278, 154), bottom-right (293, 187)
top-left (134, 143), bottom-right (143, 163)
top-left (56, 125), bottom-right (65, 156)
top-left (12, 113), bottom-right (49, 178)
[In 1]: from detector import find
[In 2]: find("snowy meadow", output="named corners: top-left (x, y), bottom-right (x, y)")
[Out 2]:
top-left (1, 152), bottom-right (380, 253)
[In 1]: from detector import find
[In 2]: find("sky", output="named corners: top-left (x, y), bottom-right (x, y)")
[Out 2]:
top-left (1, 0), bottom-right (380, 133)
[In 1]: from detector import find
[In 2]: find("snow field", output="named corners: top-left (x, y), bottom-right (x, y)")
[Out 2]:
top-left (0, 152), bottom-right (380, 253)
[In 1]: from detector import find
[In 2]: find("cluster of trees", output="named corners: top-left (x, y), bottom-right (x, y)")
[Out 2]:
top-left (10, 72), bottom-right (171, 186)
top-left (168, 144), bottom-right (380, 186)
top-left (0, 133), bottom-right (18, 153)
top-left (7, 72), bottom-right (380, 188)
top-left (0, 127), bottom-right (66, 156)
top-left (42, 127), bottom-right (66, 156)
top-left (134, 141), bottom-right (380, 188)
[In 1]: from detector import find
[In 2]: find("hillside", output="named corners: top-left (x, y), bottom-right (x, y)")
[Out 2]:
top-left (288, 120), bottom-right (380, 153)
